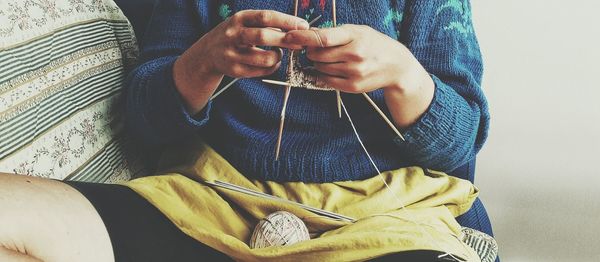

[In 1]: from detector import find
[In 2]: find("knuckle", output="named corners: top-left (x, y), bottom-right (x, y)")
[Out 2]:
top-left (262, 55), bottom-right (277, 67)
top-left (239, 28), bottom-right (251, 43)
top-left (348, 52), bottom-right (363, 62)
top-left (355, 65), bottom-right (369, 78)
top-left (231, 11), bottom-right (244, 22)
top-left (346, 84), bottom-right (361, 93)
top-left (349, 47), bottom-right (365, 61)
top-left (224, 28), bottom-right (237, 39)
top-left (223, 49), bottom-right (236, 60)
top-left (348, 66), bottom-right (362, 77)
top-left (257, 11), bottom-right (272, 24)
top-left (230, 65), bottom-right (245, 78)
top-left (255, 30), bottom-right (268, 44)
top-left (319, 33), bottom-right (330, 46)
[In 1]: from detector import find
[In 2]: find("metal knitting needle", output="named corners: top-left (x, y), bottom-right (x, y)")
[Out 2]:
top-left (209, 15), bottom-right (323, 101)
top-left (263, 79), bottom-right (405, 141)
top-left (212, 180), bottom-right (355, 221)
top-left (205, 180), bottom-right (356, 222)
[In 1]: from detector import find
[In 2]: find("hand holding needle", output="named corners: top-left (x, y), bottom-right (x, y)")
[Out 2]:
top-left (209, 15), bottom-right (323, 101)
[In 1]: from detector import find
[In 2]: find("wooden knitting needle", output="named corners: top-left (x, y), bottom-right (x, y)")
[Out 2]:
top-left (263, 79), bottom-right (301, 87)
top-left (332, 0), bottom-right (342, 118)
top-left (275, 0), bottom-right (298, 161)
top-left (275, 14), bottom-right (323, 160)
top-left (210, 15), bottom-right (323, 101)
top-left (276, 84), bottom-right (292, 160)
top-left (263, 79), bottom-right (405, 141)
top-left (361, 93), bottom-right (405, 141)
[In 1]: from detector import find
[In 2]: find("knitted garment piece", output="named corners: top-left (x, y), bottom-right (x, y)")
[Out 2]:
top-left (126, 0), bottom-right (489, 182)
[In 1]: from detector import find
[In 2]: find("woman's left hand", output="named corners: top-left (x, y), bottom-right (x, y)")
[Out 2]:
top-left (284, 24), bottom-right (436, 128)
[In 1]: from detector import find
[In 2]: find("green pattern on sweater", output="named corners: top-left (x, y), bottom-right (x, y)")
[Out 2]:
top-left (437, 0), bottom-right (474, 36)
top-left (384, 9), bottom-right (403, 25)
top-left (218, 4), bottom-right (232, 20)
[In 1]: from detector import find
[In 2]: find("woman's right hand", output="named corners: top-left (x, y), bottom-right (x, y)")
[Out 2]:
top-left (173, 10), bottom-right (309, 114)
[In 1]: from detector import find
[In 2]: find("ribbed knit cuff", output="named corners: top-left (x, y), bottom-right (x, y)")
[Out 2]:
top-left (155, 57), bottom-right (212, 129)
top-left (394, 74), bottom-right (479, 171)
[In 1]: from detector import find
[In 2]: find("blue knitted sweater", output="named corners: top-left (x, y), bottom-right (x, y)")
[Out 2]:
top-left (126, 0), bottom-right (489, 183)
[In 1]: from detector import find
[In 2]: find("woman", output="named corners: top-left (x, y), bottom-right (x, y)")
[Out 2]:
top-left (0, 0), bottom-right (489, 261)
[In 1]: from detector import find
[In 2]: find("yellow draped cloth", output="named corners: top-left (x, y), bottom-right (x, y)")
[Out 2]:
top-left (125, 141), bottom-right (481, 261)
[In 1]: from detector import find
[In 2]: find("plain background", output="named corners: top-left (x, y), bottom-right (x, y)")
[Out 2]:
top-left (471, 1), bottom-right (600, 261)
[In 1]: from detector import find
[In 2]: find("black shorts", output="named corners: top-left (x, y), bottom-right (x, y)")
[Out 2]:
top-left (64, 181), bottom-right (451, 262)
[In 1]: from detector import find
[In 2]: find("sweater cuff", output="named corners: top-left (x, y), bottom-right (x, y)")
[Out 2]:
top-left (394, 75), bottom-right (478, 171)
top-left (159, 58), bottom-right (212, 128)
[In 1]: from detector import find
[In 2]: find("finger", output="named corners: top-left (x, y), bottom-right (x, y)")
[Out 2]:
top-left (236, 10), bottom-right (309, 31)
top-left (316, 74), bottom-right (367, 94)
top-left (238, 28), bottom-right (304, 49)
top-left (228, 62), bottom-right (281, 79)
top-left (317, 61), bottom-right (374, 79)
top-left (284, 26), bottom-right (354, 47)
top-left (234, 47), bottom-right (283, 68)
top-left (312, 62), bottom-right (348, 78)
top-left (306, 46), bottom-right (347, 63)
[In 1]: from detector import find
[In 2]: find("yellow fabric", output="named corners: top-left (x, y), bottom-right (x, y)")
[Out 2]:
top-left (125, 141), bottom-right (481, 262)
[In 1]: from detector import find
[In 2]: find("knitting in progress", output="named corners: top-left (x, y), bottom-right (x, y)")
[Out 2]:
top-left (124, 1), bottom-right (492, 259)
top-left (127, 0), bottom-right (489, 182)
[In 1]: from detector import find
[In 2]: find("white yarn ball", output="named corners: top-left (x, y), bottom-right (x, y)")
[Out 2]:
top-left (250, 211), bottom-right (310, 249)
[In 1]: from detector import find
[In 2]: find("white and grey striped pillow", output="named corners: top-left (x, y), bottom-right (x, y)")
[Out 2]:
top-left (461, 227), bottom-right (499, 262)
top-left (0, 0), bottom-right (144, 183)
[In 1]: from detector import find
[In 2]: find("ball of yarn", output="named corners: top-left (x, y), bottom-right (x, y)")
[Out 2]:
top-left (249, 211), bottom-right (310, 249)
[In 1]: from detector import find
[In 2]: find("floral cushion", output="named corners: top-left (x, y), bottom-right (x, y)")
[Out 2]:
top-left (0, 0), bottom-right (143, 182)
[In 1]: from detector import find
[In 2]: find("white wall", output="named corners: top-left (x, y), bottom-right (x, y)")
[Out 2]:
top-left (471, 1), bottom-right (600, 261)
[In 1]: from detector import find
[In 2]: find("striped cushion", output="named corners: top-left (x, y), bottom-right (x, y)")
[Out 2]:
top-left (0, 0), bottom-right (143, 183)
top-left (461, 227), bottom-right (499, 262)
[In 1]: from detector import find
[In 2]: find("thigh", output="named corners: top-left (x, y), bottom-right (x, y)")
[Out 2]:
top-left (63, 181), bottom-right (233, 262)
top-left (0, 173), bottom-right (113, 262)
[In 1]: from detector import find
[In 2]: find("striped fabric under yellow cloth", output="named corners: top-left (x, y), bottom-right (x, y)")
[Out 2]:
top-left (125, 141), bottom-right (481, 261)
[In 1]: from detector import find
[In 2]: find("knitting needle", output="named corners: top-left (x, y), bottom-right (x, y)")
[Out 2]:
top-left (262, 79), bottom-right (405, 141)
top-left (209, 15), bottom-right (323, 101)
top-left (210, 78), bottom-right (239, 100)
top-left (214, 181), bottom-right (355, 222)
top-left (263, 79), bottom-right (301, 87)
top-left (205, 180), bottom-right (356, 222)
top-left (332, 0), bottom-right (342, 118)
top-left (275, 83), bottom-right (292, 160)
top-left (277, 0), bottom-right (298, 160)
top-left (275, 0), bottom-right (298, 161)
top-left (362, 93), bottom-right (405, 141)
top-left (208, 180), bottom-right (353, 221)
top-left (275, 14), bottom-right (323, 160)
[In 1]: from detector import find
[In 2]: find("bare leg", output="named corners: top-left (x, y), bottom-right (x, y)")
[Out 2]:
top-left (0, 247), bottom-right (41, 262)
top-left (0, 173), bottom-right (114, 262)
